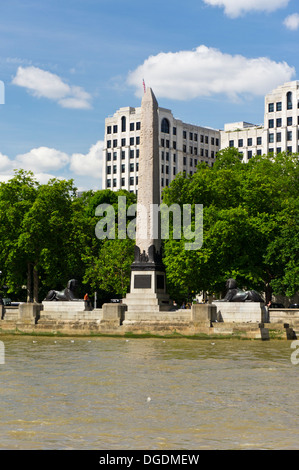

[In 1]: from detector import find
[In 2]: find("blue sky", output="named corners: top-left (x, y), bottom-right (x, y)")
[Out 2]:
top-left (0, 0), bottom-right (299, 190)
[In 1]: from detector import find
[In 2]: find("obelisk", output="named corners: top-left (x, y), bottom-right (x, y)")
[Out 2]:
top-left (135, 87), bottom-right (161, 260)
top-left (123, 87), bottom-right (171, 319)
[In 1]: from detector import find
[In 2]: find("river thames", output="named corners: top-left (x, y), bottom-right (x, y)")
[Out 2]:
top-left (0, 336), bottom-right (299, 450)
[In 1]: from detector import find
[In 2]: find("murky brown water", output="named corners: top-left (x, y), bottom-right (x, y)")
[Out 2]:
top-left (0, 336), bottom-right (299, 450)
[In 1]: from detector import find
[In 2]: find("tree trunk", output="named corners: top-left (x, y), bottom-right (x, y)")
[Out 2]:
top-left (26, 262), bottom-right (32, 303)
top-left (265, 282), bottom-right (273, 304)
top-left (33, 264), bottom-right (39, 303)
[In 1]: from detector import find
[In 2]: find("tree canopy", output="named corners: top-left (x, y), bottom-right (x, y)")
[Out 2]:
top-left (162, 149), bottom-right (299, 302)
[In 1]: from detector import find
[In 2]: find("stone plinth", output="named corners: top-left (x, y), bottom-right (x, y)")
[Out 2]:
top-left (191, 304), bottom-right (217, 323)
top-left (213, 301), bottom-right (266, 323)
top-left (40, 301), bottom-right (98, 322)
top-left (101, 303), bottom-right (127, 326)
top-left (19, 303), bottom-right (43, 324)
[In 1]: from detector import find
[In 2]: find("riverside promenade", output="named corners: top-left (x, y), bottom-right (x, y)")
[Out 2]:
top-left (1, 301), bottom-right (299, 340)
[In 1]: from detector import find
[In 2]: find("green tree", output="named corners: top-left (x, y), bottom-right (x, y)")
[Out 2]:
top-left (162, 150), bottom-right (299, 301)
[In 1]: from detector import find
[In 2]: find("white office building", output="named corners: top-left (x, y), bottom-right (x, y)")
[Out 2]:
top-left (102, 81), bottom-right (299, 193)
top-left (102, 106), bottom-right (220, 194)
top-left (221, 81), bottom-right (299, 160)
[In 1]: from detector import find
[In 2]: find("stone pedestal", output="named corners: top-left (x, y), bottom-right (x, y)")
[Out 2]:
top-left (191, 303), bottom-right (217, 323)
top-left (19, 303), bottom-right (43, 324)
top-left (213, 301), bottom-right (266, 323)
top-left (101, 303), bottom-right (127, 326)
top-left (40, 300), bottom-right (94, 322)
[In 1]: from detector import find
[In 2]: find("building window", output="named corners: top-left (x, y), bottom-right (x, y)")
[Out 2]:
top-left (276, 118), bottom-right (282, 127)
top-left (173, 167), bottom-right (176, 175)
top-left (161, 118), bottom-right (170, 133)
top-left (205, 150), bottom-right (208, 158)
top-left (205, 136), bottom-right (208, 144)
top-left (287, 91), bottom-right (293, 110)
top-left (107, 126), bottom-right (111, 134)
top-left (287, 146), bottom-right (292, 154)
top-left (190, 158), bottom-right (193, 167)
top-left (121, 138), bottom-right (126, 146)
top-left (113, 152), bottom-right (117, 160)
top-left (166, 152), bottom-right (169, 161)
top-left (136, 149), bottom-right (139, 158)
top-left (276, 102), bottom-right (282, 111)
top-left (247, 138), bottom-right (252, 146)
top-left (161, 164), bottom-right (164, 173)
top-left (165, 166), bottom-right (169, 174)
top-left (200, 135), bottom-right (204, 143)
top-left (183, 130), bottom-right (187, 139)
top-left (107, 140), bottom-right (111, 149)
top-left (173, 141), bottom-right (176, 149)
top-left (190, 146), bottom-right (193, 154)
top-left (277, 147), bottom-right (281, 154)
top-left (268, 119), bottom-right (274, 128)
top-left (121, 164), bottom-right (125, 173)
top-left (248, 151), bottom-right (252, 159)
top-left (121, 151), bottom-right (125, 160)
top-left (121, 117), bottom-right (126, 132)
top-left (277, 133), bottom-right (281, 143)
top-left (121, 177), bottom-right (125, 186)
top-left (136, 163), bottom-right (139, 171)
top-left (161, 151), bottom-right (164, 160)
top-left (113, 165), bottom-right (117, 174)
top-left (107, 166), bottom-right (111, 174)
top-left (257, 137), bottom-right (262, 145)
top-left (229, 140), bottom-right (234, 147)
top-left (136, 136), bottom-right (140, 145)
top-left (173, 127), bottom-right (177, 135)
top-left (130, 177), bottom-right (134, 185)
top-left (107, 152), bottom-right (111, 161)
top-left (136, 122), bottom-right (141, 130)
top-left (238, 139), bottom-right (243, 147)
top-left (136, 176), bottom-right (138, 185)
top-left (183, 157), bottom-right (186, 166)
top-left (268, 103), bottom-right (274, 112)
top-left (287, 131), bottom-right (292, 141)
top-left (183, 145), bottom-right (186, 153)
top-left (130, 137), bottom-right (134, 145)
top-left (194, 133), bottom-right (198, 142)
top-left (287, 116), bottom-right (293, 126)
top-left (113, 125), bottom-right (118, 134)
top-left (189, 132), bottom-right (193, 140)
top-left (257, 149), bottom-right (262, 155)
top-left (130, 150), bottom-right (134, 158)
top-left (107, 179), bottom-right (111, 188)
top-left (216, 138), bottom-right (219, 146)
top-left (113, 139), bottom-right (117, 147)
top-left (130, 122), bottom-right (134, 131)
top-left (173, 154), bottom-right (176, 163)
top-left (194, 147), bottom-right (197, 155)
top-left (161, 178), bottom-right (164, 187)
top-left (269, 134), bottom-right (274, 143)
top-left (166, 140), bottom-right (170, 148)
top-left (113, 179), bottom-right (117, 188)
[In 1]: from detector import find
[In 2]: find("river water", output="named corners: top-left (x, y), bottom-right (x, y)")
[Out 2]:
top-left (0, 335), bottom-right (299, 450)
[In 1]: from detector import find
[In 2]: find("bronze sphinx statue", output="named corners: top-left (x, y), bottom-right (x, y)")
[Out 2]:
top-left (44, 279), bottom-right (80, 301)
top-left (219, 278), bottom-right (264, 302)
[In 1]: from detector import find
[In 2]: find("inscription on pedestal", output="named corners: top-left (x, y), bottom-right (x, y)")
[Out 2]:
top-left (134, 274), bottom-right (151, 289)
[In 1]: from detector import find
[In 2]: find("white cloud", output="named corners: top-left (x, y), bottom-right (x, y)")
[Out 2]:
top-left (284, 13), bottom-right (299, 30)
top-left (127, 45), bottom-right (295, 101)
top-left (12, 66), bottom-right (92, 109)
top-left (0, 142), bottom-right (103, 190)
top-left (70, 141), bottom-right (103, 178)
top-left (15, 147), bottom-right (70, 173)
top-left (203, 0), bottom-right (289, 18)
